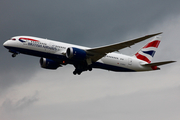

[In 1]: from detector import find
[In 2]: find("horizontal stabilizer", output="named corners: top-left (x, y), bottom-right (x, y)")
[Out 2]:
top-left (141, 61), bottom-right (176, 67)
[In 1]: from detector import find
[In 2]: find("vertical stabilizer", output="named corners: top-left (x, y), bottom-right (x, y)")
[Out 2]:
top-left (133, 36), bottom-right (161, 63)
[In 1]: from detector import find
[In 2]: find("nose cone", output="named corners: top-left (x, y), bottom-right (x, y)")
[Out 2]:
top-left (3, 41), bottom-right (8, 47)
top-left (3, 40), bottom-right (11, 48)
top-left (3, 41), bottom-right (7, 46)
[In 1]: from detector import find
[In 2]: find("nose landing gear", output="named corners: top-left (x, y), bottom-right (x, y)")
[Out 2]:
top-left (12, 53), bottom-right (17, 57)
top-left (9, 49), bottom-right (19, 58)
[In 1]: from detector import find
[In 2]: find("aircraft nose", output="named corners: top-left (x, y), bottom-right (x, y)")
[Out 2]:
top-left (3, 40), bottom-right (11, 48)
top-left (3, 41), bottom-right (8, 47)
top-left (3, 41), bottom-right (7, 46)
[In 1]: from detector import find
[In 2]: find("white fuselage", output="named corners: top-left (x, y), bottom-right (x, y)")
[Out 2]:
top-left (3, 36), bottom-right (154, 72)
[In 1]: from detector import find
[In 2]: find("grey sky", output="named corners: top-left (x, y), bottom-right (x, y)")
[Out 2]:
top-left (0, 0), bottom-right (180, 120)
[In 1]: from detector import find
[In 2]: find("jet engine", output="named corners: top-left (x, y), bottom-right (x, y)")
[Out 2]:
top-left (66, 47), bottom-right (87, 61)
top-left (40, 57), bottom-right (60, 70)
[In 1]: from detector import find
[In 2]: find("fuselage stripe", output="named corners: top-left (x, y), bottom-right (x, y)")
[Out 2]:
top-left (19, 37), bottom-right (40, 42)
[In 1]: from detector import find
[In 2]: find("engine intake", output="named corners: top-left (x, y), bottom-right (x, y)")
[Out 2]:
top-left (66, 47), bottom-right (87, 61)
top-left (40, 58), bottom-right (60, 70)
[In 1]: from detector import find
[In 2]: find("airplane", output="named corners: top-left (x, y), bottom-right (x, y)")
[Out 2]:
top-left (3, 32), bottom-right (175, 75)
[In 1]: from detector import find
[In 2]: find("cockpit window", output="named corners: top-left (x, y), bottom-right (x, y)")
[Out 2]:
top-left (11, 38), bottom-right (16, 41)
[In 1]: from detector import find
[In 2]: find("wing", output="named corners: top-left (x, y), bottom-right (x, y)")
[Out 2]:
top-left (86, 32), bottom-right (162, 62)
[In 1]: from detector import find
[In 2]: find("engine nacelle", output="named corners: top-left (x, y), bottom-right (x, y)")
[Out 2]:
top-left (66, 47), bottom-right (87, 61)
top-left (40, 58), bottom-right (60, 70)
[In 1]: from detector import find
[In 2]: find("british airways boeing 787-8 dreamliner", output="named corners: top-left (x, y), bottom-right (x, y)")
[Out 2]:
top-left (3, 32), bottom-right (175, 75)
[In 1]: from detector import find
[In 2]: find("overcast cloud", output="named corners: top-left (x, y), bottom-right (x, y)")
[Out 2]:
top-left (0, 0), bottom-right (180, 120)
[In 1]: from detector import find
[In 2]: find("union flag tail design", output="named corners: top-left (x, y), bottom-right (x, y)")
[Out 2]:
top-left (134, 36), bottom-right (161, 63)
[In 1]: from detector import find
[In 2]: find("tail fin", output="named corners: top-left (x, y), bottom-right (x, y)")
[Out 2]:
top-left (133, 36), bottom-right (161, 63)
